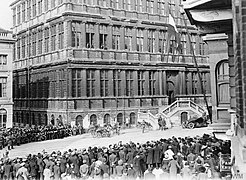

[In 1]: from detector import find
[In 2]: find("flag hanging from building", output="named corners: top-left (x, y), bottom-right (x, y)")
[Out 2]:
top-left (166, 14), bottom-right (182, 55)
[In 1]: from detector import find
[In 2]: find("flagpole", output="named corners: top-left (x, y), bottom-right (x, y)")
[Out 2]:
top-left (180, 8), bottom-right (212, 124)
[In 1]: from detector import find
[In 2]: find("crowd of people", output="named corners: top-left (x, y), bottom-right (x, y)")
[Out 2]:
top-left (0, 132), bottom-right (231, 180)
top-left (0, 125), bottom-right (85, 150)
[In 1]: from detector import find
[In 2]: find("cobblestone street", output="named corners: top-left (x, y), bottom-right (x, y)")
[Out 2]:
top-left (3, 126), bottom-right (213, 159)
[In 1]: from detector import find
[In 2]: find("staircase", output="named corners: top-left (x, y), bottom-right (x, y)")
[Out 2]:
top-left (137, 100), bottom-right (207, 129)
top-left (161, 100), bottom-right (206, 117)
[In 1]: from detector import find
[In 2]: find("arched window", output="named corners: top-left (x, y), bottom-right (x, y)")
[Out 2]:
top-left (216, 61), bottom-right (230, 105)
top-left (104, 114), bottom-right (110, 125)
top-left (117, 113), bottom-right (123, 125)
top-left (0, 109), bottom-right (7, 128)
top-left (90, 114), bottom-right (97, 125)
top-left (76, 115), bottom-right (83, 126)
top-left (130, 112), bottom-right (136, 124)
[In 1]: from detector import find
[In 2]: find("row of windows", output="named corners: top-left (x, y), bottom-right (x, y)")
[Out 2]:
top-left (14, 70), bottom-right (210, 99)
top-left (15, 22), bottom-right (205, 61)
top-left (13, 0), bottom-right (64, 26)
top-left (13, 0), bottom-right (179, 26)
top-left (15, 22), bottom-right (64, 60)
top-left (71, 22), bottom-right (205, 55)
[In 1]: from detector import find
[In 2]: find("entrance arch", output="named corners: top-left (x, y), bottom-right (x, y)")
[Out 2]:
top-left (76, 115), bottom-right (83, 126)
top-left (167, 81), bottom-right (176, 104)
top-left (104, 114), bottom-right (110, 125)
top-left (181, 112), bottom-right (188, 125)
top-left (0, 109), bottom-right (7, 128)
top-left (90, 114), bottom-right (97, 125)
top-left (117, 113), bottom-right (123, 125)
top-left (130, 112), bottom-right (136, 125)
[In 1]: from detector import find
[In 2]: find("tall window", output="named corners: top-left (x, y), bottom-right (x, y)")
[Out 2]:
top-left (217, 61), bottom-right (229, 104)
top-left (27, 33), bottom-right (32, 57)
top-left (86, 24), bottom-right (95, 48)
top-left (126, 0), bottom-right (131, 10)
top-left (126, 71), bottom-right (134, 96)
top-left (0, 55), bottom-right (7, 65)
top-left (100, 70), bottom-right (109, 97)
top-left (49, 71), bottom-right (56, 98)
top-left (27, 0), bottom-right (31, 20)
top-left (22, 2), bottom-right (26, 22)
top-left (190, 34), bottom-right (196, 55)
top-left (113, 70), bottom-right (121, 96)
top-left (149, 71), bottom-right (156, 95)
top-left (136, 29), bottom-right (144, 52)
top-left (44, 28), bottom-right (49, 53)
top-left (159, 31), bottom-right (166, 53)
top-left (181, 34), bottom-right (187, 54)
top-left (38, 30), bottom-right (43, 54)
top-left (0, 78), bottom-right (7, 97)
top-left (158, 0), bottom-right (165, 15)
top-left (99, 25), bottom-right (108, 50)
top-left (13, 8), bottom-right (16, 26)
top-left (112, 26), bottom-right (120, 50)
top-left (38, 0), bottom-right (43, 14)
top-left (72, 22), bottom-right (81, 48)
top-left (199, 38), bottom-right (205, 55)
top-left (139, 0), bottom-right (143, 12)
top-left (22, 36), bottom-right (26, 58)
top-left (17, 38), bottom-right (21, 59)
top-left (58, 23), bottom-right (64, 49)
top-left (0, 109), bottom-right (7, 128)
top-left (32, 31), bottom-right (37, 56)
top-left (59, 70), bottom-right (66, 98)
top-left (32, 0), bottom-right (37, 17)
top-left (168, 0), bottom-right (176, 17)
top-left (125, 28), bottom-right (132, 51)
top-left (113, 0), bottom-right (119, 9)
top-left (86, 70), bottom-right (96, 97)
top-left (147, 0), bottom-right (154, 14)
top-left (138, 71), bottom-right (145, 96)
top-left (51, 25), bottom-right (56, 51)
top-left (17, 5), bottom-right (21, 25)
top-left (44, 0), bottom-right (48, 11)
top-left (51, 0), bottom-right (56, 8)
top-left (192, 73), bottom-right (198, 94)
top-left (72, 69), bottom-right (82, 97)
top-left (148, 30), bottom-right (155, 53)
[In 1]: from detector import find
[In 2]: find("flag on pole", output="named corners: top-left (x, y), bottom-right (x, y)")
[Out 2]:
top-left (166, 14), bottom-right (182, 56)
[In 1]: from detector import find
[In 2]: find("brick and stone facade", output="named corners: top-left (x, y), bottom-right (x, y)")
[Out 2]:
top-left (11, 0), bottom-right (211, 127)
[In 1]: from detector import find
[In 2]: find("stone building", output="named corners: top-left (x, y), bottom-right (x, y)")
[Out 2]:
top-left (184, 0), bottom-right (246, 173)
top-left (10, 0), bottom-right (211, 127)
top-left (0, 28), bottom-right (15, 128)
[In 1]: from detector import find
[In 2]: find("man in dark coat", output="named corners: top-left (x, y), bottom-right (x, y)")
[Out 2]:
top-left (146, 145), bottom-right (154, 168)
top-left (153, 143), bottom-right (162, 167)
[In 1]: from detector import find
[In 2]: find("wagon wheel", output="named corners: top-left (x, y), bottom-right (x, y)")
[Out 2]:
top-left (187, 122), bottom-right (195, 129)
top-left (102, 131), bottom-right (108, 137)
top-left (97, 131), bottom-right (102, 138)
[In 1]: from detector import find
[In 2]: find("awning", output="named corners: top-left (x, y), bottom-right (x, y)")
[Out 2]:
top-left (189, 9), bottom-right (232, 22)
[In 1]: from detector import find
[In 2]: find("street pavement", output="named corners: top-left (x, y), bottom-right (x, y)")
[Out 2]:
top-left (2, 126), bottom-right (213, 159)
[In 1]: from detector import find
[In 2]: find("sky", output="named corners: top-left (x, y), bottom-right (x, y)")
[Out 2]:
top-left (0, 0), bottom-right (14, 31)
